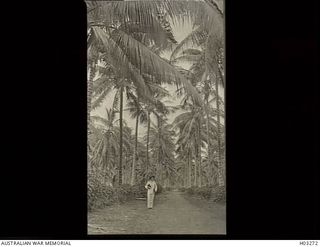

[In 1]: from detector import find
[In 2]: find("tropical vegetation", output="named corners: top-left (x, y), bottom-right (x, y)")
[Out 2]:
top-left (87, 0), bottom-right (225, 209)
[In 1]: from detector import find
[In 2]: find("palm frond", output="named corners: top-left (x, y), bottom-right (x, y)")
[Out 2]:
top-left (91, 85), bottom-right (112, 111)
top-left (170, 26), bottom-right (207, 61)
top-left (182, 48), bottom-right (202, 56)
top-left (93, 26), bottom-right (203, 105)
top-left (91, 116), bottom-right (108, 127)
top-left (91, 75), bottom-right (114, 97)
top-left (171, 54), bottom-right (202, 64)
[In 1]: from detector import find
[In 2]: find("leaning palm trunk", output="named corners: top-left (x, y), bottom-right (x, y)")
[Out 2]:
top-left (130, 113), bottom-right (139, 185)
top-left (215, 78), bottom-right (224, 187)
top-left (118, 85), bottom-right (124, 185)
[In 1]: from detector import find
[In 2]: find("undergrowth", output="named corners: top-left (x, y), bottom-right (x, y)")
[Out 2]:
top-left (88, 173), bottom-right (163, 211)
top-left (185, 185), bottom-right (226, 203)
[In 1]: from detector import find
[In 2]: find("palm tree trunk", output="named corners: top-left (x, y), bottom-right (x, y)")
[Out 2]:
top-left (194, 145), bottom-right (197, 187)
top-left (123, 152), bottom-right (126, 184)
top-left (215, 79), bottom-right (224, 187)
top-left (87, 62), bottom-right (95, 154)
top-left (206, 98), bottom-right (214, 185)
top-left (198, 123), bottom-right (202, 187)
top-left (131, 113), bottom-right (139, 185)
top-left (119, 85), bottom-right (124, 185)
top-left (158, 116), bottom-right (162, 176)
top-left (199, 152), bottom-right (202, 187)
top-left (188, 149), bottom-right (191, 188)
top-left (112, 150), bottom-right (116, 187)
top-left (146, 111), bottom-right (151, 173)
top-left (124, 152), bottom-right (128, 184)
top-left (88, 62), bottom-right (95, 122)
top-left (104, 139), bottom-right (110, 185)
top-left (158, 118), bottom-right (161, 165)
top-left (184, 162), bottom-right (187, 187)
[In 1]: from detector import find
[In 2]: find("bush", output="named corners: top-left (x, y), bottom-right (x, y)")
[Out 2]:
top-left (88, 183), bottom-right (134, 211)
top-left (185, 185), bottom-right (226, 203)
top-left (179, 187), bottom-right (187, 192)
top-left (162, 186), bottom-right (173, 192)
top-left (186, 186), bottom-right (211, 199)
top-left (88, 174), bottom-right (117, 211)
top-left (156, 183), bottom-right (163, 193)
top-left (131, 183), bottom-right (146, 198)
top-left (113, 184), bottom-right (135, 203)
top-left (88, 176), bottom-right (164, 211)
top-left (210, 186), bottom-right (226, 202)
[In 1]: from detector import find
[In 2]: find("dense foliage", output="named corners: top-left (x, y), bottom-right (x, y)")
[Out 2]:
top-left (87, 0), bottom-right (225, 209)
top-left (88, 171), bottom-right (163, 211)
top-left (185, 185), bottom-right (226, 203)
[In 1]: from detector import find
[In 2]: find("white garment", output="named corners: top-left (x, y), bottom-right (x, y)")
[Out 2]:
top-left (145, 180), bottom-right (157, 208)
top-left (145, 180), bottom-right (157, 194)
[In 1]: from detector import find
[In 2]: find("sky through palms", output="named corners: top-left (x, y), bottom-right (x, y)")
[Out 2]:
top-left (91, 13), bottom-right (224, 139)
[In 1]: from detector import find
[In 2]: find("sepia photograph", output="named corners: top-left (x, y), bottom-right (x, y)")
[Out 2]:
top-left (87, 0), bottom-right (225, 235)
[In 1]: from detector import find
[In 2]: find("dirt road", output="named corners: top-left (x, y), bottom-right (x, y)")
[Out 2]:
top-left (88, 190), bottom-right (226, 234)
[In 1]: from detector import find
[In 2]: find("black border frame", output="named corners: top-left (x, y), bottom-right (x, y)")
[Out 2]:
top-left (1, 0), bottom-right (319, 240)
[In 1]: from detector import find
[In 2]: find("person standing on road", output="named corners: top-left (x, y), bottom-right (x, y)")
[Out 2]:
top-left (145, 176), bottom-right (157, 209)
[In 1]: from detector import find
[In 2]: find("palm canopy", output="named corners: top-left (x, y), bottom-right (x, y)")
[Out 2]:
top-left (148, 123), bottom-right (175, 161)
top-left (169, 0), bottom-right (224, 88)
top-left (87, 0), bottom-right (204, 106)
top-left (87, 0), bottom-right (225, 189)
top-left (148, 122), bottom-right (177, 182)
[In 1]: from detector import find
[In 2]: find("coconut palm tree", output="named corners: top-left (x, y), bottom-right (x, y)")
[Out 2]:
top-left (91, 73), bottom-right (128, 185)
top-left (87, 0), bottom-right (203, 105)
top-left (169, 0), bottom-right (225, 180)
top-left (176, 140), bottom-right (195, 188)
top-left (173, 100), bottom-right (205, 187)
top-left (87, 1), bottom-right (226, 189)
top-left (90, 108), bottom-right (119, 186)
top-left (90, 110), bottom-right (135, 186)
top-left (171, 41), bottom-right (225, 186)
top-left (149, 120), bottom-right (176, 182)
top-left (125, 94), bottom-right (148, 185)
top-left (139, 85), bottom-right (171, 173)
top-left (148, 121), bottom-right (177, 187)
top-left (87, 1), bottom-right (206, 186)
